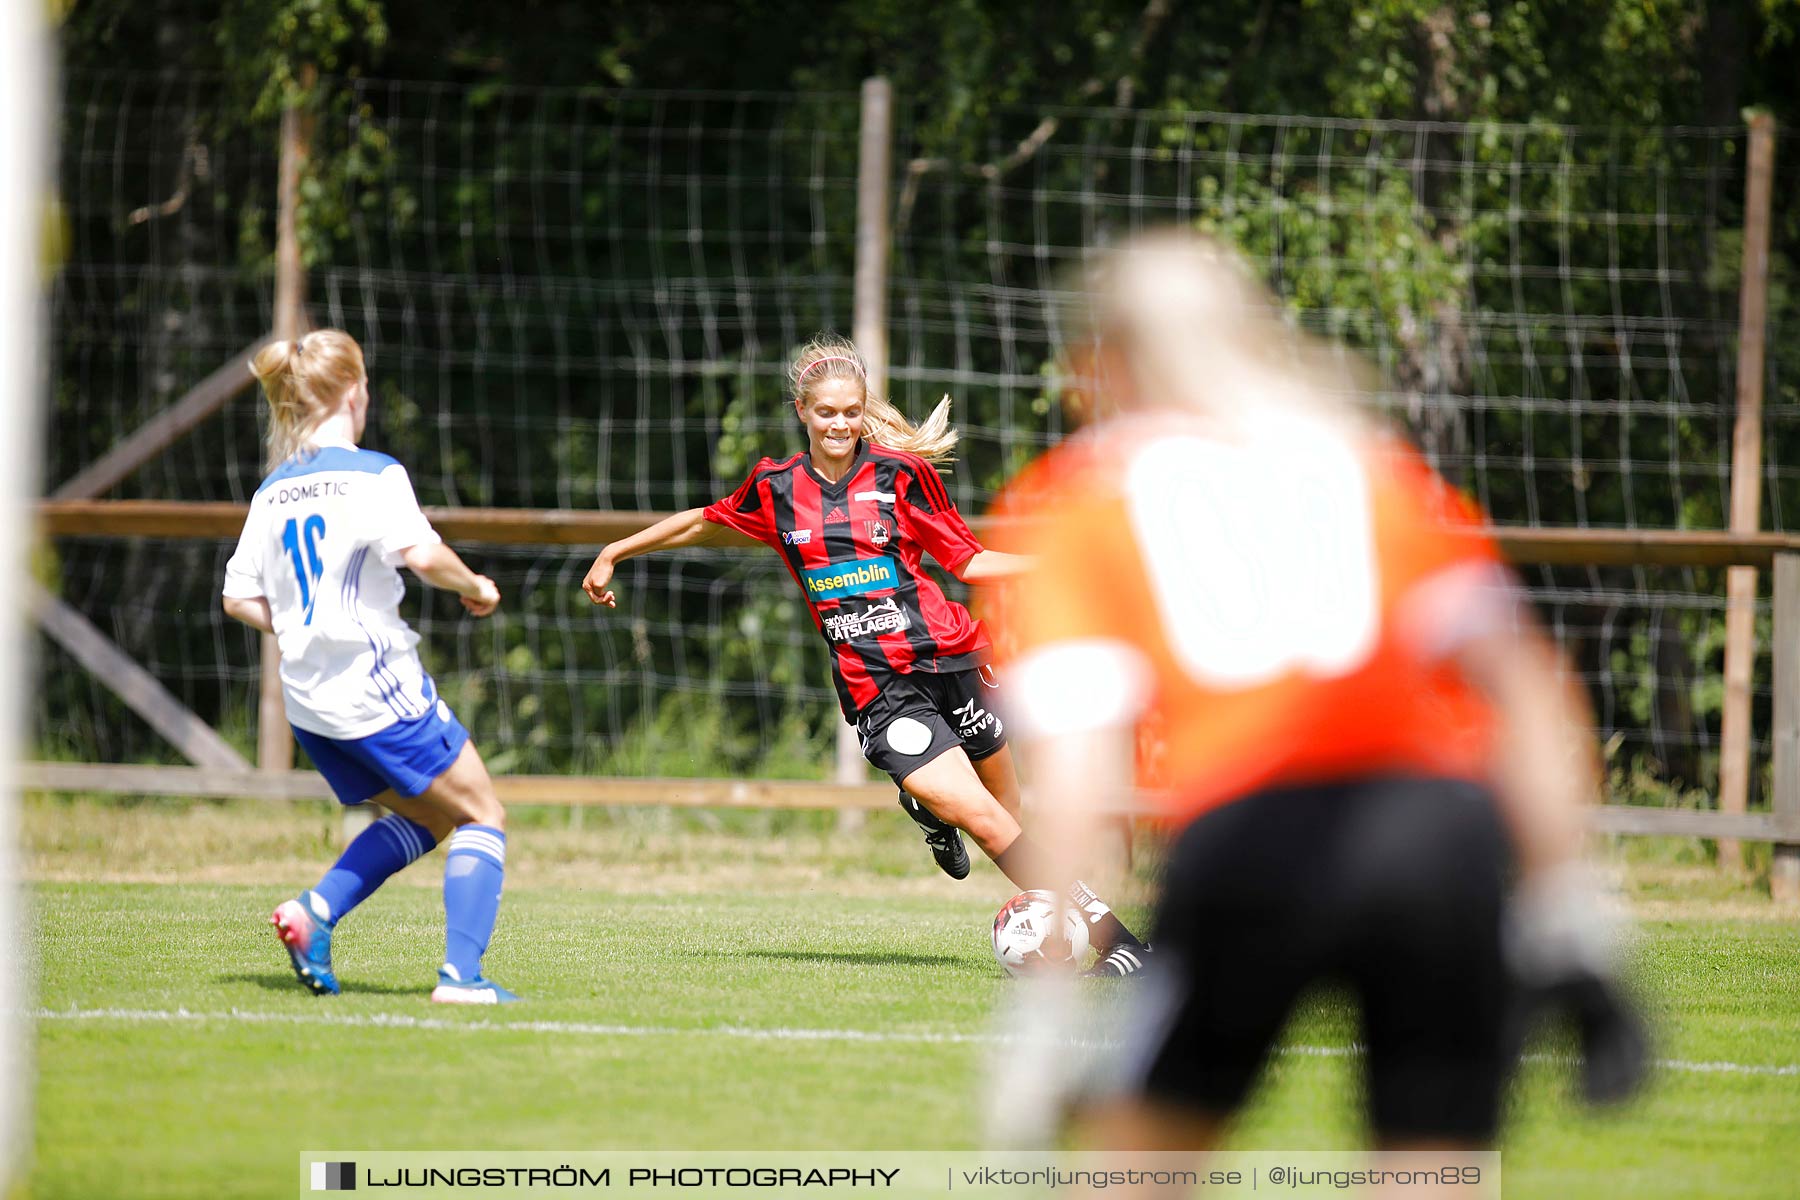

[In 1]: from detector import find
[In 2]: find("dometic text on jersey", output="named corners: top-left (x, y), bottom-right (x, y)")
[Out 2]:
top-left (272, 480), bottom-right (355, 505)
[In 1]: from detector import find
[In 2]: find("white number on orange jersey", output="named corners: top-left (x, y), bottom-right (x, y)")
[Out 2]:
top-left (1125, 422), bottom-right (1379, 688)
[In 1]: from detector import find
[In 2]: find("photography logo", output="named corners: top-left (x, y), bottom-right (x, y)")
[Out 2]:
top-left (310, 1161), bottom-right (356, 1191)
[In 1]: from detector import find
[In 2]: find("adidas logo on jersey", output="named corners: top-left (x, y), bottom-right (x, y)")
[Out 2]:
top-left (825, 507), bottom-right (849, 524)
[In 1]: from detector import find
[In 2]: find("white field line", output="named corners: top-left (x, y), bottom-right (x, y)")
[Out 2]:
top-left (29, 1006), bottom-right (990, 1044)
top-left (27, 1006), bottom-right (1800, 1079)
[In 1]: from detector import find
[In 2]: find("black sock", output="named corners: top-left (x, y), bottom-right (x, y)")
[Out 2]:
top-left (1069, 879), bottom-right (1144, 952)
top-left (1087, 912), bottom-right (1142, 953)
top-left (992, 838), bottom-right (1147, 953)
top-left (991, 832), bottom-right (1053, 892)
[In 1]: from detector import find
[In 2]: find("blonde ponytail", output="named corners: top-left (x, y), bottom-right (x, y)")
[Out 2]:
top-left (248, 329), bottom-right (367, 471)
top-left (790, 334), bottom-right (959, 466)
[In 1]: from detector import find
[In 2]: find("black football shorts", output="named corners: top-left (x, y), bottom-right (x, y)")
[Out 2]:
top-left (857, 665), bottom-right (1009, 788)
top-left (1111, 775), bottom-right (1517, 1141)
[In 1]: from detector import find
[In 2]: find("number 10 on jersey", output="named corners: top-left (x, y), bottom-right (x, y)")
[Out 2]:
top-left (282, 516), bottom-right (326, 624)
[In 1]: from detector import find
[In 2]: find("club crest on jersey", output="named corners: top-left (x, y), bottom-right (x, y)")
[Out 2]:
top-left (781, 529), bottom-right (813, 545)
top-left (824, 506), bottom-right (849, 524)
top-left (801, 556), bottom-right (896, 599)
top-left (866, 520), bottom-right (891, 547)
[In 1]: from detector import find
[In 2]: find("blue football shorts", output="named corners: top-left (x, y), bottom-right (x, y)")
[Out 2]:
top-left (292, 691), bottom-right (470, 806)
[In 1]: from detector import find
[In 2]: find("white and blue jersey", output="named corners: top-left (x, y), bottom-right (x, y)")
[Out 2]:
top-left (223, 435), bottom-right (445, 740)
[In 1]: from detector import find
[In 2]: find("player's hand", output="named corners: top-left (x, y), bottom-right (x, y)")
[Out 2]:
top-left (462, 576), bottom-right (501, 617)
top-left (1550, 968), bottom-right (1651, 1104)
top-left (582, 553), bottom-right (617, 608)
top-left (1505, 864), bottom-right (1650, 1105)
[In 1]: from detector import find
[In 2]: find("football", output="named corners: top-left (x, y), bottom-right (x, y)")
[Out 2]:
top-left (991, 889), bottom-right (1091, 977)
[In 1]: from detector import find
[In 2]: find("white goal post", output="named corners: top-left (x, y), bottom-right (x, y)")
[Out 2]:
top-left (1, 0), bottom-right (54, 1186)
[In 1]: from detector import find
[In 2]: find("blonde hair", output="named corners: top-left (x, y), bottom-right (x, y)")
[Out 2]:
top-left (790, 334), bottom-right (958, 466)
top-left (248, 329), bottom-right (367, 471)
top-left (1075, 228), bottom-right (1373, 435)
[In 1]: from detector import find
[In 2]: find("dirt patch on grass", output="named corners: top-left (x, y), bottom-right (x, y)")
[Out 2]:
top-left (31, 796), bottom-right (1783, 917)
top-left (22, 796), bottom-right (1155, 904)
top-left (1614, 863), bottom-right (1794, 922)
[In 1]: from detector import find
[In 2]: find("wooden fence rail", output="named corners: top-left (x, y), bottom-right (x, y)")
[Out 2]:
top-left (26, 502), bottom-right (1800, 901)
top-left (37, 500), bottom-right (1800, 567)
top-left (23, 762), bottom-right (1799, 837)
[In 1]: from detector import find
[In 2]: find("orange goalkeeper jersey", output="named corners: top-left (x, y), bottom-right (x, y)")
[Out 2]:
top-left (993, 411), bottom-right (1505, 824)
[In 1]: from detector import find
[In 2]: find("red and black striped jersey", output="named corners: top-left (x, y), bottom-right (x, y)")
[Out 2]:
top-left (702, 439), bottom-right (991, 719)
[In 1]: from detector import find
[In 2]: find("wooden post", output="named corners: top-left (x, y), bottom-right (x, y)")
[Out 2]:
top-left (340, 801), bottom-right (377, 849)
top-left (853, 76), bottom-right (893, 406)
top-left (1718, 111), bottom-right (1776, 871)
top-left (259, 65), bottom-right (316, 776)
top-left (1772, 554), bottom-right (1800, 902)
top-left (274, 64), bottom-right (315, 343)
top-left (837, 76), bottom-right (893, 810)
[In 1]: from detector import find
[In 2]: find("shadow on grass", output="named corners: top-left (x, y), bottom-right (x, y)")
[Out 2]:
top-left (220, 971), bottom-right (424, 997)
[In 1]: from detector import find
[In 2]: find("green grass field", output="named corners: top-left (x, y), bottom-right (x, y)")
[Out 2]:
top-left (20, 797), bottom-right (1800, 1198)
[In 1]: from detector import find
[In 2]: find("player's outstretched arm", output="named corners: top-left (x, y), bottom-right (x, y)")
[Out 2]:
top-left (1456, 612), bottom-right (1650, 1105)
top-left (401, 542), bottom-right (502, 617)
top-left (581, 507), bottom-right (746, 608)
top-left (1454, 617), bottom-right (1594, 878)
top-left (222, 595), bottom-right (276, 634)
top-left (954, 549), bottom-right (1034, 583)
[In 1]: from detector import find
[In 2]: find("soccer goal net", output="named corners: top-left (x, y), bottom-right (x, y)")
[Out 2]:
top-left (40, 72), bottom-right (1800, 797)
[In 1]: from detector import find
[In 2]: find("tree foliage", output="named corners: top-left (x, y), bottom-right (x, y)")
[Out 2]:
top-left (43, 1), bottom-right (1800, 790)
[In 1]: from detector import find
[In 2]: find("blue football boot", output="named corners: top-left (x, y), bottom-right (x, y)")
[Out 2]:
top-left (271, 890), bottom-right (340, 996)
top-left (430, 965), bottom-right (522, 1005)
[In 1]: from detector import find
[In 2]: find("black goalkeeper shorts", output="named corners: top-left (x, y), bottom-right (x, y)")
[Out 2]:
top-left (1114, 775), bottom-right (1517, 1142)
top-left (856, 665), bottom-right (1008, 788)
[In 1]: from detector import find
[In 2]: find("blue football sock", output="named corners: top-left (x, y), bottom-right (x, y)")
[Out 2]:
top-left (311, 812), bottom-right (437, 924)
top-left (441, 824), bottom-right (506, 981)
